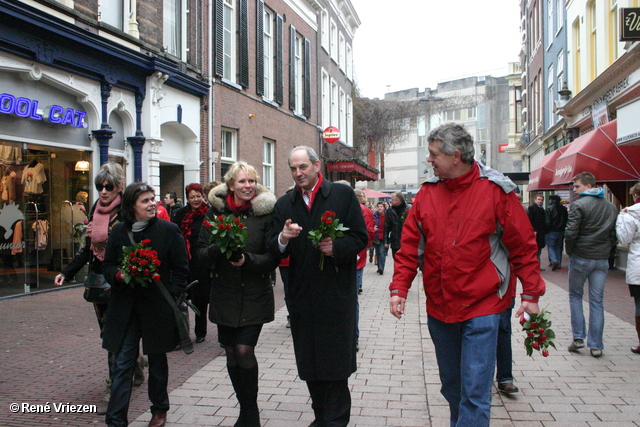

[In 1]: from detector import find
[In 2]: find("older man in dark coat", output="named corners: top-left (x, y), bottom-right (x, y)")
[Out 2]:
top-left (270, 146), bottom-right (368, 427)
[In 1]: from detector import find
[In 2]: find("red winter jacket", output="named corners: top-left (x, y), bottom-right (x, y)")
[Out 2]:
top-left (389, 162), bottom-right (545, 323)
top-left (357, 203), bottom-right (375, 270)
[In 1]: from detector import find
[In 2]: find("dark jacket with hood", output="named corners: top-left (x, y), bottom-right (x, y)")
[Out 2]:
top-left (196, 183), bottom-right (278, 327)
top-left (565, 187), bottom-right (617, 259)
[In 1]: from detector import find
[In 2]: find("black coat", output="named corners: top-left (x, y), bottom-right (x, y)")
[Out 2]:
top-left (101, 218), bottom-right (189, 354)
top-left (269, 179), bottom-right (368, 381)
top-left (196, 184), bottom-right (278, 327)
top-left (546, 201), bottom-right (568, 232)
top-left (172, 203), bottom-right (211, 287)
top-left (387, 202), bottom-right (409, 251)
top-left (528, 203), bottom-right (547, 249)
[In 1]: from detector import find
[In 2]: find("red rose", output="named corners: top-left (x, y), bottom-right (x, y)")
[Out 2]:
top-left (239, 223), bottom-right (244, 228)
top-left (140, 260), bottom-right (149, 266)
top-left (226, 224), bottom-right (231, 229)
top-left (131, 266), bottom-right (138, 272)
top-left (218, 224), bottom-right (224, 229)
top-left (321, 216), bottom-right (327, 223)
top-left (141, 239), bottom-right (151, 246)
top-left (527, 332), bottom-right (534, 338)
top-left (542, 349), bottom-right (549, 357)
top-left (218, 216), bottom-right (224, 222)
top-left (152, 274), bottom-right (161, 281)
top-left (540, 335), bottom-right (547, 341)
top-left (532, 341), bottom-right (540, 350)
top-left (143, 269), bottom-right (150, 276)
top-left (153, 259), bottom-right (161, 266)
top-left (538, 328), bottom-right (545, 334)
top-left (326, 218), bottom-right (333, 225)
top-left (203, 220), bottom-right (212, 228)
top-left (530, 322), bottom-right (538, 329)
top-left (234, 218), bottom-right (240, 224)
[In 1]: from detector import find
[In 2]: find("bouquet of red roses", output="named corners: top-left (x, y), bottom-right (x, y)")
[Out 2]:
top-left (308, 211), bottom-right (349, 270)
top-left (520, 309), bottom-right (556, 357)
top-left (119, 238), bottom-right (161, 288)
top-left (202, 214), bottom-right (248, 260)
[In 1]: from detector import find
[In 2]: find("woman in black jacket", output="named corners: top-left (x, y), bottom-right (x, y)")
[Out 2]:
top-left (197, 161), bottom-right (278, 427)
top-left (53, 162), bottom-right (146, 413)
top-left (172, 183), bottom-right (211, 343)
top-left (102, 182), bottom-right (189, 427)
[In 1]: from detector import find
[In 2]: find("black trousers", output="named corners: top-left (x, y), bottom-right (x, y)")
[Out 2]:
top-left (306, 379), bottom-right (351, 427)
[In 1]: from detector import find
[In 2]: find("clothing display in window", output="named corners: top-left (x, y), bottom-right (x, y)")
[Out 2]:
top-left (0, 144), bottom-right (23, 165)
top-left (31, 219), bottom-right (48, 250)
top-left (12, 221), bottom-right (22, 255)
top-left (22, 161), bottom-right (46, 194)
top-left (1, 170), bottom-right (16, 203)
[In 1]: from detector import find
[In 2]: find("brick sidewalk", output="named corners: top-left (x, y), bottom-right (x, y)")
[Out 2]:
top-left (2, 254), bottom-right (640, 427)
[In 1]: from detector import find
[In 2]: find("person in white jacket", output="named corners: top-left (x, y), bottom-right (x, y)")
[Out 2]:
top-left (616, 182), bottom-right (640, 354)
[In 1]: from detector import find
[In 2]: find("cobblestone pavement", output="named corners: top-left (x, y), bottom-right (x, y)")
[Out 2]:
top-left (2, 252), bottom-right (640, 426)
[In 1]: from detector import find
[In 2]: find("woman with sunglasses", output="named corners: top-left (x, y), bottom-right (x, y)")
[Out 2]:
top-left (172, 183), bottom-right (211, 343)
top-left (54, 162), bottom-right (146, 414)
top-left (101, 182), bottom-right (189, 427)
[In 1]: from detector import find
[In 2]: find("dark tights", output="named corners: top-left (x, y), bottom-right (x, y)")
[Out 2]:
top-left (224, 344), bottom-right (257, 369)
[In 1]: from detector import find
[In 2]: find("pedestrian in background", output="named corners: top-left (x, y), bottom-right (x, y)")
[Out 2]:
top-left (270, 146), bottom-right (367, 426)
top-left (390, 123), bottom-right (544, 427)
top-left (372, 202), bottom-right (388, 275)
top-left (528, 194), bottom-right (548, 270)
top-left (387, 192), bottom-right (409, 260)
top-left (102, 182), bottom-right (189, 427)
top-left (355, 189), bottom-right (375, 352)
top-left (162, 191), bottom-right (182, 222)
top-left (566, 172), bottom-right (618, 358)
top-left (546, 194), bottom-right (568, 271)
top-left (197, 162), bottom-right (278, 427)
top-left (615, 182), bottom-right (640, 353)
top-left (173, 183), bottom-right (211, 343)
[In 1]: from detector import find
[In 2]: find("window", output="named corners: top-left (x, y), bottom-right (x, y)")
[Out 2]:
top-left (101, 0), bottom-right (124, 30)
top-left (263, 8), bottom-right (274, 100)
top-left (515, 86), bottom-right (522, 134)
top-left (339, 88), bottom-right (346, 140)
top-left (609, 0), bottom-right (618, 62)
top-left (548, 64), bottom-right (555, 123)
top-left (263, 139), bottom-right (274, 193)
top-left (467, 107), bottom-right (476, 120)
top-left (220, 128), bottom-right (237, 162)
top-left (330, 19), bottom-right (337, 62)
top-left (330, 79), bottom-right (338, 126)
top-left (321, 69), bottom-right (330, 129)
top-left (164, 0), bottom-right (184, 58)
top-left (588, 0), bottom-right (597, 80)
top-left (321, 10), bottom-right (329, 52)
top-left (223, 0), bottom-right (236, 82)
top-left (573, 18), bottom-right (581, 91)
top-left (547, 0), bottom-right (553, 46)
top-left (557, 50), bottom-right (564, 92)
top-left (556, 0), bottom-right (563, 32)
top-left (338, 32), bottom-right (345, 71)
top-left (346, 95), bottom-right (353, 146)
top-left (294, 33), bottom-right (303, 115)
top-left (346, 43), bottom-right (353, 81)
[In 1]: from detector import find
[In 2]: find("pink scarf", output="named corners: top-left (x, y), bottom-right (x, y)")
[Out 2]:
top-left (86, 193), bottom-right (121, 261)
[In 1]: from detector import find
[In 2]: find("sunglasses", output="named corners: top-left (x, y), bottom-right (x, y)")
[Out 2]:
top-left (96, 183), bottom-right (115, 192)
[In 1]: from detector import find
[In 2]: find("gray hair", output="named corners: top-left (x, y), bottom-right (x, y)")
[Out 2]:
top-left (288, 146), bottom-right (319, 165)
top-left (334, 180), bottom-right (352, 188)
top-left (427, 123), bottom-right (475, 164)
top-left (95, 162), bottom-right (125, 189)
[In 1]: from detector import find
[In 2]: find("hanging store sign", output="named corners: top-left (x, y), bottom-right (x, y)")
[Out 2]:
top-left (0, 93), bottom-right (88, 128)
top-left (621, 8), bottom-right (640, 41)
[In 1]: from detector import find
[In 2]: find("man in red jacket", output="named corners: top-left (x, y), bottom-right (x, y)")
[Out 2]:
top-left (389, 123), bottom-right (545, 427)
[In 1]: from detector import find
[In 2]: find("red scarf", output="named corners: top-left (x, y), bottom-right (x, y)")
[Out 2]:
top-left (226, 192), bottom-right (253, 215)
top-left (87, 193), bottom-right (121, 261)
top-left (298, 173), bottom-right (324, 211)
top-left (179, 203), bottom-right (210, 258)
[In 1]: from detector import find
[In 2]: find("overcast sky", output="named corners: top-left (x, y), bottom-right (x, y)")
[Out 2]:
top-left (349, 0), bottom-right (523, 99)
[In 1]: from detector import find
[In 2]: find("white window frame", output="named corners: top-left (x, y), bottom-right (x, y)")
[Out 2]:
top-left (339, 88), bottom-right (346, 141)
top-left (163, 0), bottom-right (187, 59)
top-left (320, 9), bottom-right (329, 52)
top-left (321, 68), bottom-right (330, 129)
top-left (346, 43), bottom-right (353, 81)
top-left (346, 95), bottom-right (353, 147)
top-left (467, 107), bottom-right (476, 120)
top-left (220, 128), bottom-right (237, 162)
top-left (548, 64), bottom-right (555, 121)
top-left (330, 78), bottom-right (338, 126)
top-left (223, 0), bottom-right (237, 82)
top-left (294, 32), bottom-right (303, 116)
top-left (263, 7), bottom-right (274, 100)
top-left (262, 139), bottom-right (275, 193)
top-left (338, 32), bottom-right (345, 72)
top-left (330, 19), bottom-right (338, 62)
top-left (547, 0), bottom-right (553, 46)
top-left (556, 0), bottom-right (563, 33)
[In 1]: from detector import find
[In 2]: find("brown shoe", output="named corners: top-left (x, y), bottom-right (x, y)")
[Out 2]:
top-left (632, 344), bottom-right (640, 354)
top-left (497, 382), bottom-right (519, 394)
top-left (148, 413), bottom-right (167, 427)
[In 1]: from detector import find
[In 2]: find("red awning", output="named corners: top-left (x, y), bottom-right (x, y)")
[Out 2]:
top-left (362, 188), bottom-right (390, 199)
top-left (551, 120), bottom-right (640, 185)
top-left (527, 143), bottom-right (572, 191)
top-left (326, 160), bottom-right (378, 181)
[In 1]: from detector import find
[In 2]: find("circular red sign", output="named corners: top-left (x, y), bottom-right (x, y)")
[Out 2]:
top-left (323, 126), bottom-right (340, 143)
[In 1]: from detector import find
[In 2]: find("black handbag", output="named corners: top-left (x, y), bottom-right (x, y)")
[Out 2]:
top-left (83, 271), bottom-right (111, 304)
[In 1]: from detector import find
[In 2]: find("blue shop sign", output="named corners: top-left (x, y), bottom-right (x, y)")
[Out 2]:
top-left (0, 93), bottom-right (87, 128)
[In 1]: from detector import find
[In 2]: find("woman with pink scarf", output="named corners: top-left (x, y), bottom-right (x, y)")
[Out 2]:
top-left (54, 162), bottom-right (143, 413)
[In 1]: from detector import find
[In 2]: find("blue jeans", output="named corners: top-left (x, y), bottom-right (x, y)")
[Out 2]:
top-left (547, 231), bottom-right (565, 267)
top-left (355, 268), bottom-right (363, 344)
top-left (373, 242), bottom-right (387, 272)
top-left (569, 254), bottom-right (608, 350)
top-left (106, 315), bottom-right (169, 427)
top-left (427, 314), bottom-right (499, 427)
top-left (496, 299), bottom-right (514, 384)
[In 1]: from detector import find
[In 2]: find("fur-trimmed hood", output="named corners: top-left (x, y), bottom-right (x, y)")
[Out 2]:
top-left (207, 183), bottom-right (276, 216)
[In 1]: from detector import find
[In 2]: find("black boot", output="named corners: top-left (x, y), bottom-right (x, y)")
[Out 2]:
top-left (227, 365), bottom-right (246, 426)
top-left (237, 366), bottom-right (260, 427)
top-left (633, 317), bottom-right (640, 354)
